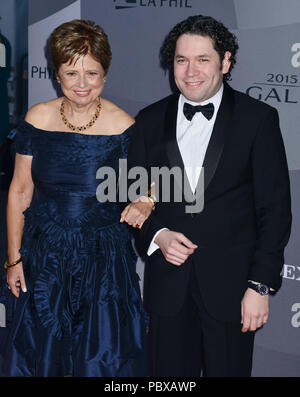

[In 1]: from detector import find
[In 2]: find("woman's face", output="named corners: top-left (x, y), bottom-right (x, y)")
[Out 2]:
top-left (58, 53), bottom-right (105, 107)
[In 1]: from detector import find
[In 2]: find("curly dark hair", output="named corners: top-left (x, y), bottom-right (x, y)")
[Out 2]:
top-left (160, 15), bottom-right (238, 81)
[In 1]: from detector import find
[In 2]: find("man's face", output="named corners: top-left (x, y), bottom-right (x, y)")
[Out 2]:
top-left (174, 34), bottom-right (231, 103)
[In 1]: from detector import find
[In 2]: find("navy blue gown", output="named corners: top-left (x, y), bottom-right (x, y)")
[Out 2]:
top-left (1, 120), bottom-right (148, 377)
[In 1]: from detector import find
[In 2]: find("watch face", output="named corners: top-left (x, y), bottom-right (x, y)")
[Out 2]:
top-left (258, 284), bottom-right (269, 295)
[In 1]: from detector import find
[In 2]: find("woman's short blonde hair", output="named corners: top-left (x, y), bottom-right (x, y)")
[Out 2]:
top-left (50, 19), bottom-right (112, 75)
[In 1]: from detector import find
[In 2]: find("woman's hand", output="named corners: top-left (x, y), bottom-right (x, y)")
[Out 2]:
top-left (6, 263), bottom-right (27, 298)
top-left (120, 196), bottom-right (153, 229)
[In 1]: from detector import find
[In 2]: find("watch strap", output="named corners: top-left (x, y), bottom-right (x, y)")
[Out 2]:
top-left (247, 281), bottom-right (275, 296)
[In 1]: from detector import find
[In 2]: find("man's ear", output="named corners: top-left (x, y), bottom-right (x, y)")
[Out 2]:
top-left (222, 51), bottom-right (231, 74)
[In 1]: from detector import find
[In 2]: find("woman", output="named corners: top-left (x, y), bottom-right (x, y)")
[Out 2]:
top-left (2, 20), bottom-right (151, 377)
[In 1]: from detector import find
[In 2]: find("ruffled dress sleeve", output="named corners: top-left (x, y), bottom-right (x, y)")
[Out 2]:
top-left (13, 120), bottom-right (34, 155)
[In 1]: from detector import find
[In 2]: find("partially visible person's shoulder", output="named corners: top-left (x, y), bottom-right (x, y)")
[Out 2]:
top-left (102, 98), bottom-right (134, 133)
top-left (25, 98), bottom-right (61, 129)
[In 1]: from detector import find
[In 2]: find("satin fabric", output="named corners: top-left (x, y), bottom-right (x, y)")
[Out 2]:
top-left (1, 120), bottom-right (148, 377)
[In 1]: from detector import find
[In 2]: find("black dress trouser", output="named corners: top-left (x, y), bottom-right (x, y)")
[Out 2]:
top-left (150, 264), bottom-right (255, 377)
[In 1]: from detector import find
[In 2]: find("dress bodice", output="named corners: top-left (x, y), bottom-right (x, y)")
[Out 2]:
top-left (14, 120), bottom-right (132, 223)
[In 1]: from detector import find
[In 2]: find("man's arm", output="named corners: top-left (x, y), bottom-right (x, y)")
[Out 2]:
top-left (126, 116), bottom-right (197, 263)
top-left (241, 107), bottom-right (292, 332)
top-left (248, 107), bottom-right (292, 288)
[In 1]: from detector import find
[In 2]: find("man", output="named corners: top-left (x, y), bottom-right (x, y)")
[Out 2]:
top-left (126, 15), bottom-right (292, 376)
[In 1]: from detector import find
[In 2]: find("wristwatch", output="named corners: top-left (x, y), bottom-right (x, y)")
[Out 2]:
top-left (247, 281), bottom-right (274, 296)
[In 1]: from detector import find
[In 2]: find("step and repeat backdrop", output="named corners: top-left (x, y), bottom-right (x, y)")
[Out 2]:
top-left (27, 0), bottom-right (300, 376)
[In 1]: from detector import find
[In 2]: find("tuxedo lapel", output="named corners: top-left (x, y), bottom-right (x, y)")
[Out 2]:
top-left (164, 93), bottom-right (195, 199)
top-left (165, 93), bottom-right (181, 169)
top-left (199, 83), bottom-right (235, 193)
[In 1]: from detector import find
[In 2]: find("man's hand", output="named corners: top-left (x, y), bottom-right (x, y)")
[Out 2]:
top-left (155, 230), bottom-right (197, 266)
top-left (241, 288), bottom-right (269, 332)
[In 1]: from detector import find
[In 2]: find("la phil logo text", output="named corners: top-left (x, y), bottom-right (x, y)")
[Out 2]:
top-left (113, 0), bottom-right (192, 9)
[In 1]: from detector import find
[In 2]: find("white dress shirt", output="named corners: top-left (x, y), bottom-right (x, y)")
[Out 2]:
top-left (147, 85), bottom-right (224, 256)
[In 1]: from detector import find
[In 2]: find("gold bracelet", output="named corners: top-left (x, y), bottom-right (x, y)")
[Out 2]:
top-left (4, 255), bottom-right (22, 270)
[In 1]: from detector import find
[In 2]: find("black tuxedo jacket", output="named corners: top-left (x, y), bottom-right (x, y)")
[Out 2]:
top-left (127, 83), bottom-right (292, 322)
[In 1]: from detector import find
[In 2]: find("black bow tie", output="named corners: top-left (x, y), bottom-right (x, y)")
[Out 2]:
top-left (183, 102), bottom-right (214, 121)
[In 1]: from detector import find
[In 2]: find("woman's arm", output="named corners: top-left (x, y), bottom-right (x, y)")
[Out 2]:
top-left (6, 153), bottom-right (34, 297)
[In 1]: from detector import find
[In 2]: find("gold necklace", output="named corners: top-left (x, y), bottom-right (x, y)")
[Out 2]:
top-left (60, 97), bottom-right (102, 132)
